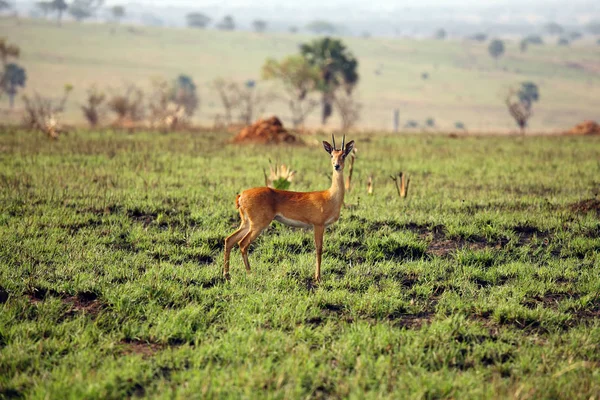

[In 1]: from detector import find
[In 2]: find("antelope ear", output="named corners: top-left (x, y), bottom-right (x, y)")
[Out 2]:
top-left (343, 140), bottom-right (355, 157)
top-left (323, 141), bottom-right (333, 154)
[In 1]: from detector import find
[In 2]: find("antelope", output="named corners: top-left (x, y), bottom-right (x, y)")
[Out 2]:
top-left (224, 134), bottom-right (355, 282)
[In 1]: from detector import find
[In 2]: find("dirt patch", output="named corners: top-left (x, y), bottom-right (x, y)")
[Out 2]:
top-left (389, 312), bottom-right (433, 329)
top-left (120, 338), bottom-right (166, 357)
top-left (233, 116), bottom-right (298, 144)
top-left (565, 120), bottom-right (600, 136)
top-left (570, 198), bottom-right (600, 215)
top-left (513, 224), bottom-right (550, 245)
top-left (522, 292), bottom-right (580, 310)
top-left (26, 289), bottom-right (104, 317)
top-left (63, 292), bottom-right (104, 316)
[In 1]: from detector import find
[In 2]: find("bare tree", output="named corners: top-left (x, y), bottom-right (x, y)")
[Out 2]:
top-left (212, 78), bottom-right (271, 126)
top-left (333, 91), bottom-right (361, 132)
top-left (81, 85), bottom-right (106, 127)
top-left (505, 82), bottom-right (539, 135)
top-left (262, 55), bottom-right (320, 128)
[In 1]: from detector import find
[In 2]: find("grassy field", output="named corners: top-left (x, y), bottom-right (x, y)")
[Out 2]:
top-left (1, 128), bottom-right (599, 398)
top-left (1, 18), bottom-right (600, 132)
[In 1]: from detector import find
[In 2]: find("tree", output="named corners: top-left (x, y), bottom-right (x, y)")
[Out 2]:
top-left (585, 21), bottom-right (600, 35)
top-left (334, 91), bottom-right (361, 132)
top-left (252, 19), bottom-right (267, 33)
top-left (0, 38), bottom-right (20, 65)
top-left (69, 0), bottom-right (104, 22)
top-left (212, 78), bottom-right (270, 125)
top-left (36, 1), bottom-right (53, 18)
top-left (305, 20), bottom-right (336, 35)
top-left (1, 63), bottom-right (26, 108)
top-left (50, 0), bottom-right (68, 26)
top-left (568, 31), bottom-right (582, 41)
top-left (544, 22), bottom-right (564, 35)
top-left (0, 38), bottom-right (21, 106)
top-left (434, 28), bottom-right (447, 40)
top-left (469, 33), bottom-right (487, 42)
top-left (557, 37), bottom-right (570, 46)
top-left (0, 1), bottom-right (12, 13)
top-left (216, 15), bottom-right (234, 31)
top-left (523, 35), bottom-right (544, 45)
top-left (262, 55), bottom-right (321, 128)
top-left (300, 37), bottom-right (359, 125)
top-left (186, 12), bottom-right (210, 28)
top-left (519, 38), bottom-right (528, 52)
top-left (111, 5), bottom-right (125, 23)
top-left (488, 39), bottom-right (505, 63)
top-left (506, 82), bottom-right (539, 135)
top-left (171, 75), bottom-right (198, 117)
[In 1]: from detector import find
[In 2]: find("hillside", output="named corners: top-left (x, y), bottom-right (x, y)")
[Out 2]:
top-left (1, 18), bottom-right (599, 132)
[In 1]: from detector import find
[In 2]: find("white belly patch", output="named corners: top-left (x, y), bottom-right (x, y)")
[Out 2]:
top-left (274, 214), bottom-right (312, 229)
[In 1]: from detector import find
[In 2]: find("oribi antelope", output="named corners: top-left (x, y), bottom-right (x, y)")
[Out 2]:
top-left (224, 134), bottom-right (355, 282)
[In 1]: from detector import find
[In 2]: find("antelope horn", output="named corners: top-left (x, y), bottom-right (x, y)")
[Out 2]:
top-left (342, 134), bottom-right (346, 151)
top-left (331, 133), bottom-right (336, 150)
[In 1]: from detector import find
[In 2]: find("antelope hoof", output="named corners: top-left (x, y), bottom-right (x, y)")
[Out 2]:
top-left (223, 272), bottom-right (231, 281)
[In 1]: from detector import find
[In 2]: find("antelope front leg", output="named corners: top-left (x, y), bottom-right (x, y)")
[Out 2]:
top-left (313, 225), bottom-right (325, 282)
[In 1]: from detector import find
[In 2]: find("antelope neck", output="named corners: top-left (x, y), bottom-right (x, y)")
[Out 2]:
top-left (328, 169), bottom-right (345, 202)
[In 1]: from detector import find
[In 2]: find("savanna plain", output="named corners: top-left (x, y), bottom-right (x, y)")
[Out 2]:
top-left (0, 129), bottom-right (599, 398)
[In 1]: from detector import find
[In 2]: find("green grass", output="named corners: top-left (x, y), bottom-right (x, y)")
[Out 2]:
top-left (1, 128), bottom-right (600, 398)
top-left (2, 18), bottom-right (600, 132)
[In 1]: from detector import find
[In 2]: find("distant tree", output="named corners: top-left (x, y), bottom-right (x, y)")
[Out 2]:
top-left (519, 38), bottom-right (528, 52)
top-left (523, 35), bottom-right (544, 45)
top-left (557, 37), bottom-right (570, 46)
top-left (544, 22), bottom-right (564, 35)
top-left (568, 31), bottom-right (582, 41)
top-left (506, 82), bottom-right (539, 135)
top-left (334, 91), bottom-right (361, 132)
top-left (0, 1), bottom-right (12, 13)
top-left (0, 38), bottom-right (20, 65)
top-left (488, 39), bottom-right (505, 63)
top-left (305, 20), bottom-right (336, 35)
top-left (300, 37), bottom-right (359, 125)
top-left (585, 21), bottom-right (600, 35)
top-left (597, 38), bottom-right (600, 46)
top-left (186, 12), bottom-right (210, 28)
top-left (262, 55), bottom-right (321, 127)
top-left (425, 118), bottom-right (435, 128)
top-left (81, 85), bottom-right (106, 127)
top-left (454, 121), bottom-right (466, 130)
top-left (68, 0), bottom-right (104, 22)
top-left (362, 31), bottom-right (371, 39)
top-left (289, 26), bottom-right (298, 34)
top-left (252, 19), bottom-right (267, 33)
top-left (216, 15), bottom-right (235, 30)
top-left (434, 28), bottom-right (447, 40)
top-left (50, 0), bottom-right (68, 26)
top-left (36, 1), bottom-right (53, 18)
top-left (171, 74), bottom-right (198, 117)
top-left (212, 78), bottom-right (270, 125)
top-left (469, 33), bottom-right (487, 42)
top-left (1, 63), bottom-right (26, 108)
top-left (111, 5), bottom-right (125, 23)
top-left (404, 120), bottom-right (418, 128)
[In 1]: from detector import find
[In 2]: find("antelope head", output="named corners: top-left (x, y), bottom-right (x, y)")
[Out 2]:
top-left (322, 134), bottom-right (355, 172)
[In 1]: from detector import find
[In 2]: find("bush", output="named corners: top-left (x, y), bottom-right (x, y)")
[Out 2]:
top-left (107, 84), bottom-right (144, 122)
top-left (81, 85), bottom-right (106, 127)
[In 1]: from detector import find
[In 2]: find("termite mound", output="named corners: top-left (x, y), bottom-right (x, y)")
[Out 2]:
top-left (233, 116), bottom-right (301, 144)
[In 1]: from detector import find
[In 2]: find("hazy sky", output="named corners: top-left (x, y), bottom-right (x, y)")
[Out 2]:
top-left (107, 0), bottom-right (587, 7)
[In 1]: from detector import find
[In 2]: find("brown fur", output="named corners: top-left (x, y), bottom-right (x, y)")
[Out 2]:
top-left (223, 136), bottom-right (355, 282)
